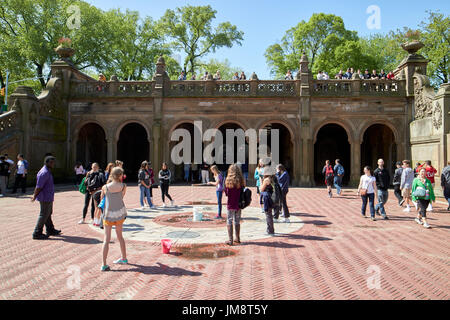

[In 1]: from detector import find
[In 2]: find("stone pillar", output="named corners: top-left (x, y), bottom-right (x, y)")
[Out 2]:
top-left (106, 133), bottom-right (114, 164)
top-left (350, 140), bottom-right (361, 186)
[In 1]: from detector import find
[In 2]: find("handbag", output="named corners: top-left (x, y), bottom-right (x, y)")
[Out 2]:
top-left (78, 177), bottom-right (87, 194)
top-left (360, 188), bottom-right (368, 196)
top-left (412, 186), bottom-right (426, 198)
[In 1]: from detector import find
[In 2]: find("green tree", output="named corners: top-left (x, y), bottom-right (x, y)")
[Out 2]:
top-left (198, 58), bottom-right (242, 80)
top-left (159, 5), bottom-right (244, 76)
top-left (420, 11), bottom-right (449, 85)
top-left (265, 13), bottom-right (357, 78)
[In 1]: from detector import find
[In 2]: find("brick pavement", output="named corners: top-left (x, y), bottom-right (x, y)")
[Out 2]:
top-left (0, 185), bottom-right (449, 300)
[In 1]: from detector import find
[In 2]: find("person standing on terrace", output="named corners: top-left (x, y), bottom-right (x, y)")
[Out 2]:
top-left (285, 70), bottom-right (294, 80)
top-left (371, 70), bottom-right (380, 79)
top-left (239, 72), bottom-right (246, 80)
top-left (379, 69), bottom-right (387, 79)
top-left (387, 71), bottom-right (395, 79)
top-left (201, 72), bottom-right (209, 80)
top-left (178, 71), bottom-right (186, 81)
top-left (190, 74), bottom-right (196, 80)
top-left (335, 70), bottom-right (344, 79)
top-left (214, 70), bottom-right (222, 80)
top-left (344, 68), bottom-right (353, 79)
top-left (232, 72), bottom-right (239, 80)
top-left (363, 69), bottom-right (371, 79)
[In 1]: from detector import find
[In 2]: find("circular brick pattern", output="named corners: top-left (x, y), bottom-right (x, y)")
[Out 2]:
top-left (89, 204), bottom-right (304, 244)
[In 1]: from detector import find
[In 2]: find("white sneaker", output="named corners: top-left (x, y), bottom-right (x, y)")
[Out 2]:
top-left (413, 201), bottom-right (418, 210)
top-left (78, 219), bottom-right (85, 224)
top-left (415, 218), bottom-right (423, 225)
top-left (423, 222), bottom-right (431, 229)
top-left (0, 194), bottom-right (4, 197)
top-left (403, 207), bottom-right (411, 212)
top-left (141, 206), bottom-right (146, 210)
top-left (170, 200), bottom-right (174, 207)
top-left (150, 205), bottom-right (157, 209)
top-left (163, 203), bottom-right (166, 207)
top-left (426, 204), bottom-right (433, 212)
top-left (284, 218), bottom-right (290, 223)
top-left (273, 218), bottom-right (279, 223)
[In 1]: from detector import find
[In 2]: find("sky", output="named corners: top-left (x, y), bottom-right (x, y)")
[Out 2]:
top-left (86, 0), bottom-right (449, 79)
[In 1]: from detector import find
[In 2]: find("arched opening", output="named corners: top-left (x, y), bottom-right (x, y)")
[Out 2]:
top-left (76, 123), bottom-right (107, 169)
top-left (169, 122), bottom-right (196, 183)
top-left (117, 123), bottom-right (149, 181)
top-left (314, 124), bottom-right (351, 185)
top-left (262, 123), bottom-right (294, 177)
top-left (361, 124), bottom-right (397, 178)
top-left (218, 123), bottom-right (248, 175)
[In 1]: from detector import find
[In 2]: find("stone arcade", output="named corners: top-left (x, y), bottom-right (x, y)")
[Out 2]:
top-left (1, 41), bottom-right (449, 190)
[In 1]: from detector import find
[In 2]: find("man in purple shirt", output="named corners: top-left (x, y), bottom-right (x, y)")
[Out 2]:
top-left (31, 156), bottom-right (61, 240)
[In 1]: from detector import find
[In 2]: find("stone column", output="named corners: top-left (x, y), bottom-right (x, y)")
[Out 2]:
top-left (350, 140), bottom-right (361, 186)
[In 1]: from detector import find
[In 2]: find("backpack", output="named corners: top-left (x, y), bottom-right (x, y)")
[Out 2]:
top-left (336, 165), bottom-right (344, 176)
top-left (271, 177), bottom-right (283, 208)
top-left (239, 187), bottom-right (252, 209)
top-left (325, 165), bottom-right (334, 178)
top-left (0, 161), bottom-right (9, 176)
top-left (23, 160), bottom-right (29, 170)
top-left (78, 177), bottom-right (87, 194)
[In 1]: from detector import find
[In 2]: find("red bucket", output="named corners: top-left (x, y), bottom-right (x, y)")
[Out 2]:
top-left (161, 239), bottom-right (172, 254)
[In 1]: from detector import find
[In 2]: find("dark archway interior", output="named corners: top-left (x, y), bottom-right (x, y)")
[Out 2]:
top-left (361, 124), bottom-right (397, 179)
top-left (169, 123), bottom-right (196, 182)
top-left (218, 123), bottom-right (248, 174)
top-left (263, 123), bottom-right (293, 177)
top-left (314, 124), bottom-right (350, 185)
top-left (76, 123), bottom-right (107, 169)
top-left (117, 123), bottom-right (149, 181)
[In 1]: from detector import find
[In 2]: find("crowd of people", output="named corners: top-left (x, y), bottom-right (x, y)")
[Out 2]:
top-left (0, 153), bottom-right (29, 197)
top-left (317, 68), bottom-right (395, 80)
top-left (5, 147), bottom-right (450, 272)
top-left (322, 157), bottom-right (445, 229)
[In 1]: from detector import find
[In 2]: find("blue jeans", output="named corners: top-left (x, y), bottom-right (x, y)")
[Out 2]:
top-left (334, 176), bottom-right (343, 194)
top-left (216, 191), bottom-right (223, 217)
top-left (140, 185), bottom-right (152, 207)
top-left (184, 168), bottom-right (190, 181)
top-left (375, 189), bottom-right (388, 217)
top-left (361, 193), bottom-right (375, 217)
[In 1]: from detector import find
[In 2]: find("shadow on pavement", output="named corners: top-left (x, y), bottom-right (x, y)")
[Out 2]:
top-left (113, 262), bottom-right (202, 276)
top-left (48, 235), bottom-right (102, 244)
top-left (242, 241), bottom-right (304, 249)
top-left (274, 234), bottom-right (332, 241)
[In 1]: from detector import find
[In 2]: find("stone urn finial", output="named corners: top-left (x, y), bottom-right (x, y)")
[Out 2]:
top-left (55, 37), bottom-right (75, 59)
top-left (401, 40), bottom-right (424, 55)
top-left (250, 72), bottom-right (258, 80)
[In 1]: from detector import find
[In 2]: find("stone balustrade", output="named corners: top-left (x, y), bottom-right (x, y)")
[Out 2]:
top-left (312, 79), bottom-right (406, 97)
top-left (0, 110), bottom-right (18, 139)
top-left (70, 78), bottom-right (406, 98)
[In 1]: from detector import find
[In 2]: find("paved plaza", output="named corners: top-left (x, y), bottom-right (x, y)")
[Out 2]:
top-left (0, 185), bottom-right (449, 300)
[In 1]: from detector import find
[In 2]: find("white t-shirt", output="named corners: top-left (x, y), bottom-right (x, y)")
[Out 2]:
top-left (5, 159), bottom-right (13, 173)
top-left (360, 174), bottom-right (376, 194)
top-left (17, 160), bottom-right (26, 175)
top-left (75, 166), bottom-right (85, 175)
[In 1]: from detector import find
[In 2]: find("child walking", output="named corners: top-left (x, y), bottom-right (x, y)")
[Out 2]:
top-left (224, 164), bottom-right (245, 245)
top-left (260, 165), bottom-right (276, 235)
top-left (209, 165), bottom-right (224, 219)
top-left (101, 167), bottom-right (128, 271)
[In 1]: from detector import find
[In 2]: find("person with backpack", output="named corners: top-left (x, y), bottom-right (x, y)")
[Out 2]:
top-left (208, 165), bottom-right (224, 219)
top-left (12, 154), bottom-right (28, 194)
top-left (79, 163), bottom-right (106, 224)
top-left (411, 167), bottom-right (435, 229)
top-left (441, 161), bottom-right (450, 211)
top-left (401, 160), bottom-right (415, 212)
top-left (254, 159), bottom-right (265, 213)
top-left (333, 159), bottom-right (345, 195)
top-left (275, 164), bottom-right (290, 223)
top-left (0, 155), bottom-right (10, 197)
top-left (260, 165), bottom-right (278, 235)
top-left (393, 161), bottom-right (404, 206)
top-left (224, 164), bottom-right (245, 245)
top-left (322, 160), bottom-right (334, 198)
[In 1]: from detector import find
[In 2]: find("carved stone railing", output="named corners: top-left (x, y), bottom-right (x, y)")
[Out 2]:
top-left (0, 110), bottom-right (19, 140)
top-left (165, 80), bottom-right (298, 97)
top-left (70, 78), bottom-right (406, 98)
top-left (311, 79), bottom-right (406, 97)
top-left (70, 80), bottom-right (155, 98)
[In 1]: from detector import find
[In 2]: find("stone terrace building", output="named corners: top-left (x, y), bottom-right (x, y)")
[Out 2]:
top-left (1, 41), bottom-right (449, 189)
